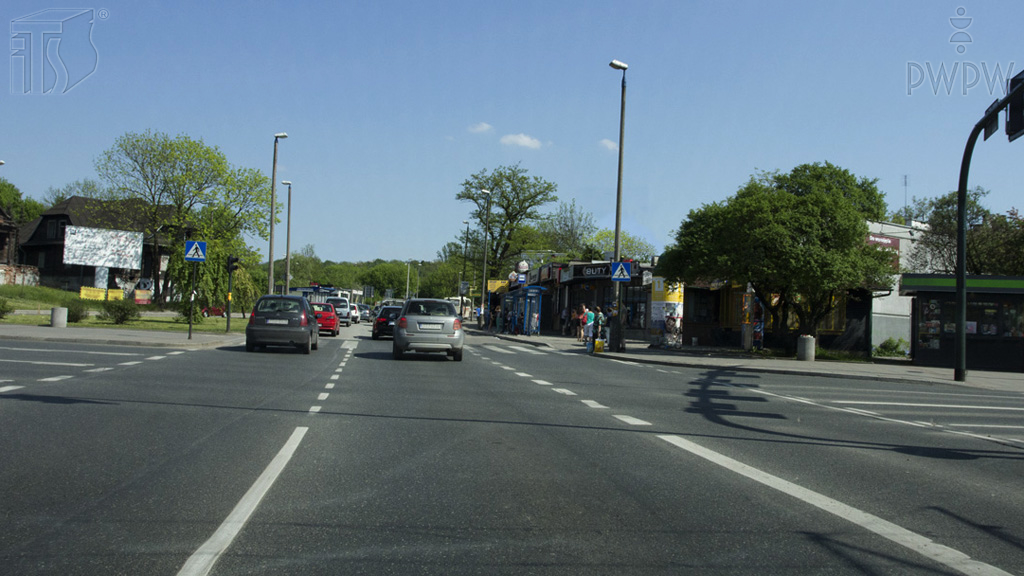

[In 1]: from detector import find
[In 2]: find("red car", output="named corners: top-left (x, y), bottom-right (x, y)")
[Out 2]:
top-left (311, 302), bottom-right (340, 336)
top-left (201, 306), bottom-right (227, 317)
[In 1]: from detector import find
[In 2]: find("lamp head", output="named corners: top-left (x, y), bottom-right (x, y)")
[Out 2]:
top-left (609, 59), bottom-right (628, 71)
top-left (281, 180), bottom-right (292, 186)
top-left (274, 132), bottom-right (288, 139)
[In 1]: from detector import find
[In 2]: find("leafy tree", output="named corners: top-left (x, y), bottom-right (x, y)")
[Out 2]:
top-left (586, 229), bottom-right (658, 262)
top-left (0, 178), bottom-right (46, 224)
top-left (659, 163), bottom-right (894, 343)
top-left (359, 261), bottom-right (408, 300)
top-left (456, 164), bottom-right (558, 285)
top-left (538, 199), bottom-right (596, 257)
top-left (42, 178), bottom-right (105, 206)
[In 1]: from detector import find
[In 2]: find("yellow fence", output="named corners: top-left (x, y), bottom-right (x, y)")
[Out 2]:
top-left (79, 287), bottom-right (124, 301)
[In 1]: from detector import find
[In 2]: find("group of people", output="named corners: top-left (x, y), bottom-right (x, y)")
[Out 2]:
top-left (562, 304), bottom-right (607, 346)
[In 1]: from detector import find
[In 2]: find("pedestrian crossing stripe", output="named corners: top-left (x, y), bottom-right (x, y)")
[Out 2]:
top-left (611, 262), bottom-right (631, 281)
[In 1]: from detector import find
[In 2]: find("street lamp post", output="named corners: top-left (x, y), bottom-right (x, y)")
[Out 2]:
top-left (267, 132), bottom-right (287, 294)
top-left (282, 180), bottom-right (293, 294)
top-left (461, 220), bottom-right (470, 317)
top-left (479, 189), bottom-right (493, 330)
top-left (405, 260), bottom-right (411, 299)
top-left (609, 59), bottom-right (628, 352)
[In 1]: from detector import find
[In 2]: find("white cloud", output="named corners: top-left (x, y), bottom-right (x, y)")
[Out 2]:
top-left (468, 122), bottom-right (493, 133)
top-left (500, 133), bottom-right (542, 149)
top-left (599, 138), bottom-right (618, 151)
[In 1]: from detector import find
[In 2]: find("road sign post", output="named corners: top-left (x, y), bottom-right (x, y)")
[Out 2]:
top-left (184, 241), bottom-right (207, 340)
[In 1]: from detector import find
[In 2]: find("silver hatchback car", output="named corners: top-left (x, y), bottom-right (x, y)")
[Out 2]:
top-left (392, 298), bottom-right (464, 361)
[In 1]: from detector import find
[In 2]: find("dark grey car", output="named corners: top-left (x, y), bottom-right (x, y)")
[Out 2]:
top-left (392, 299), bottom-right (464, 361)
top-left (245, 295), bottom-right (320, 354)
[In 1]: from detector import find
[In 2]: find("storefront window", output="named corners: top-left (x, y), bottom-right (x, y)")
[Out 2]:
top-left (918, 296), bottom-right (1024, 350)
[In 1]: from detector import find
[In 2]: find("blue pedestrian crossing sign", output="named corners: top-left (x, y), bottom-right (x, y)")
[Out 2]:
top-left (611, 261), bottom-right (631, 281)
top-left (184, 241), bottom-right (207, 262)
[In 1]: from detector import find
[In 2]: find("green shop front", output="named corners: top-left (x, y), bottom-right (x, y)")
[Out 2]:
top-left (900, 274), bottom-right (1024, 372)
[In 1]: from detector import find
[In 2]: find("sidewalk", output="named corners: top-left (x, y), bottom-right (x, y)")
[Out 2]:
top-left (467, 328), bottom-right (1024, 394)
top-left (0, 322), bottom-right (243, 349)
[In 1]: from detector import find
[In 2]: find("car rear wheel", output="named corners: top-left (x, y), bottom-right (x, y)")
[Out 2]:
top-left (245, 341), bottom-right (255, 352)
top-left (453, 348), bottom-right (463, 361)
top-left (372, 331), bottom-right (379, 340)
top-left (392, 343), bottom-right (403, 360)
top-left (311, 332), bottom-right (319, 351)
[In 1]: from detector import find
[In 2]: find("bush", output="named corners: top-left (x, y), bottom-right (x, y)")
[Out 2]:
top-left (874, 337), bottom-right (910, 358)
top-left (0, 297), bottom-right (12, 319)
top-left (175, 302), bottom-right (204, 324)
top-left (63, 298), bottom-right (89, 323)
top-left (98, 299), bottom-right (140, 324)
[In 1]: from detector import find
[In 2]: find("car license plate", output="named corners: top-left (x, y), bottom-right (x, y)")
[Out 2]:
top-left (267, 318), bottom-right (289, 325)
top-left (419, 323), bottom-right (442, 331)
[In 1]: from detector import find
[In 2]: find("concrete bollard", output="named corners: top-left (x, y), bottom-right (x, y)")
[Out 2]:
top-left (797, 334), bottom-right (815, 361)
top-left (51, 307), bottom-right (68, 328)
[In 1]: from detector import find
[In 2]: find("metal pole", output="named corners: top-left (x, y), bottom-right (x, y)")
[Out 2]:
top-left (480, 191), bottom-right (492, 330)
top-left (611, 65), bottom-right (627, 352)
top-left (188, 261), bottom-right (197, 340)
top-left (405, 260), bottom-right (411, 299)
top-left (268, 137), bottom-right (280, 295)
top-left (285, 182), bottom-right (292, 295)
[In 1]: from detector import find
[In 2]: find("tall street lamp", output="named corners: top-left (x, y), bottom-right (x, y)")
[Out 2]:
top-left (405, 260), bottom-right (412, 299)
top-left (461, 220), bottom-right (470, 316)
top-left (479, 189), bottom-right (493, 329)
top-left (282, 180), bottom-right (293, 294)
top-left (267, 132), bottom-right (287, 294)
top-left (609, 59), bottom-right (628, 352)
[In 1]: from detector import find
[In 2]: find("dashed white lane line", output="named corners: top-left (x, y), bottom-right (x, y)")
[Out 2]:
top-left (483, 345), bottom-right (515, 355)
top-left (308, 406), bottom-right (321, 415)
top-left (325, 383), bottom-right (335, 389)
top-left (610, 359), bottom-right (640, 366)
top-left (552, 388), bottom-right (577, 396)
top-left (501, 366), bottom-right (516, 371)
top-left (146, 355), bottom-right (167, 361)
top-left (491, 362), bottom-right (502, 366)
top-left (168, 351), bottom-right (186, 355)
top-left (582, 400), bottom-right (608, 409)
top-left (532, 379), bottom-right (553, 386)
top-left (317, 393), bottom-right (329, 401)
top-left (119, 361), bottom-right (142, 366)
top-left (178, 427), bottom-right (309, 576)
top-left (514, 372), bottom-right (532, 378)
top-left (330, 375), bottom-right (339, 380)
top-left (84, 367), bottom-right (114, 373)
top-left (657, 434), bottom-right (1013, 576)
top-left (38, 375), bottom-right (73, 382)
top-left (0, 385), bottom-right (24, 393)
top-left (613, 415), bottom-right (652, 426)
top-left (338, 362), bottom-right (347, 367)
top-left (0, 359), bottom-right (92, 367)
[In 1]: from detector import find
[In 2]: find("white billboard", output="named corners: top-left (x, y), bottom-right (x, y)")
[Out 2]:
top-left (63, 226), bottom-right (143, 270)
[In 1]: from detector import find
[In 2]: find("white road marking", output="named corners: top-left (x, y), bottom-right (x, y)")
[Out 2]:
top-left (338, 362), bottom-right (347, 367)
top-left (509, 345), bottom-right (547, 355)
top-left (84, 367), bottom-right (114, 373)
top-left (308, 406), bottom-right (321, 415)
top-left (0, 359), bottom-right (92, 367)
top-left (552, 388), bottom-right (577, 396)
top-left (0, 385), bottom-right (25, 393)
top-left (657, 369), bottom-right (670, 374)
top-left (330, 375), bottom-right (339, 380)
top-left (318, 393), bottom-right (329, 401)
top-left (491, 361), bottom-right (502, 366)
top-left (613, 415), bottom-right (651, 426)
top-left (0, 346), bottom-right (139, 356)
top-left (501, 366), bottom-right (516, 371)
top-left (582, 400), bottom-right (608, 409)
top-left (610, 359), bottom-right (640, 366)
top-left (168, 351), bottom-right (186, 355)
top-left (657, 434), bottom-right (1014, 576)
top-left (514, 372), bottom-right (532, 378)
top-left (947, 424), bottom-right (1024, 429)
top-left (341, 341), bottom-right (358, 349)
top-left (146, 356), bottom-right (167, 361)
top-left (177, 427), bottom-right (308, 576)
top-left (483, 345), bottom-right (514, 354)
top-left (532, 379), bottom-right (553, 386)
top-left (325, 383), bottom-right (335, 389)
top-left (38, 375), bottom-right (73, 382)
top-left (119, 361), bottom-right (142, 366)
top-left (833, 401), bottom-right (1024, 412)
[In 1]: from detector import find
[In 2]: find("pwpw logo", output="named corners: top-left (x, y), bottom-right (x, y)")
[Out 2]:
top-left (11, 8), bottom-right (100, 95)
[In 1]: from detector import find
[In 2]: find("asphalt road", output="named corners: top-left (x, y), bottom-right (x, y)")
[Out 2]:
top-left (1, 325), bottom-right (1022, 575)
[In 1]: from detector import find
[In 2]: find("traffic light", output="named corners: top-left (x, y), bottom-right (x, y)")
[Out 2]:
top-left (227, 256), bottom-right (240, 273)
top-left (1007, 70), bottom-right (1024, 142)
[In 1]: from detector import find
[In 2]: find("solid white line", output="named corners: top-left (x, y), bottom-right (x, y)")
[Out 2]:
top-left (552, 388), bottom-right (577, 396)
top-left (84, 367), bottom-right (114, 373)
top-left (0, 359), bottom-right (92, 367)
top-left (532, 379), bottom-right (553, 386)
top-left (581, 400), bottom-right (608, 409)
top-left (0, 346), bottom-right (138, 356)
top-left (146, 356), bottom-right (167, 361)
top-left (613, 415), bottom-right (651, 426)
top-left (509, 345), bottom-right (547, 355)
top-left (38, 375), bottom-right (73, 382)
top-left (514, 372), bottom-right (532, 378)
top-left (0, 385), bottom-right (25, 393)
top-left (658, 435), bottom-right (1013, 576)
top-left (318, 393), bottom-right (329, 401)
top-left (325, 383), bottom-right (335, 389)
top-left (119, 361), bottom-right (142, 366)
top-left (833, 401), bottom-right (1024, 412)
top-left (947, 423), bottom-right (1024, 429)
top-left (308, 406), bottom-right (321, 415)
top-left (177, 427), bottom-right (308, 576)
top-left (483, 345), bottom-right (514, 354)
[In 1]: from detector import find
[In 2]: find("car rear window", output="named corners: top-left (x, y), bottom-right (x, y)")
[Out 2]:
top-left (312, 303), bottom-right (332, 312)
top-left (257, 298), bottom-right (302, 313)
top-left (406, 301), bottom-right (456, 316)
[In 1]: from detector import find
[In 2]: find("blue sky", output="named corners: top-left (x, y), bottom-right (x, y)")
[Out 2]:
top-left (2, 1), bottom-right (1022, 264)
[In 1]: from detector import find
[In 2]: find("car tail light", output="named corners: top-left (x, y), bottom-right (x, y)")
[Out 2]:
top-left (300, 312), bottom-right (308, 326)
top-left (398, 317), bottom-right (407, 329)
top-left (248, 311), bottom-right (255, 325)
top-left (454, 318), bottom-right (462, 331)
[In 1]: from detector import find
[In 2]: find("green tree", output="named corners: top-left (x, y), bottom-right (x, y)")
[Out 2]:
top-left (42, 178), bottom-right (105, 207)
top-left (0, 178), bottom-right (46, 224)
top-left (538, 199), bottom-right (596, 257)
top-left (586, 229), bottom-right (658, 262)
top-left (659, 163), bottom-right (894, 342)
top-left (359, 261), bottom-right (408, 300)
top-left (456, 164), bottom-right (558, 285)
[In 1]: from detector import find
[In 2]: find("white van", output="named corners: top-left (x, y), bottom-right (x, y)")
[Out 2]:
top-left (325, 297), bottom-right (351, 327)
